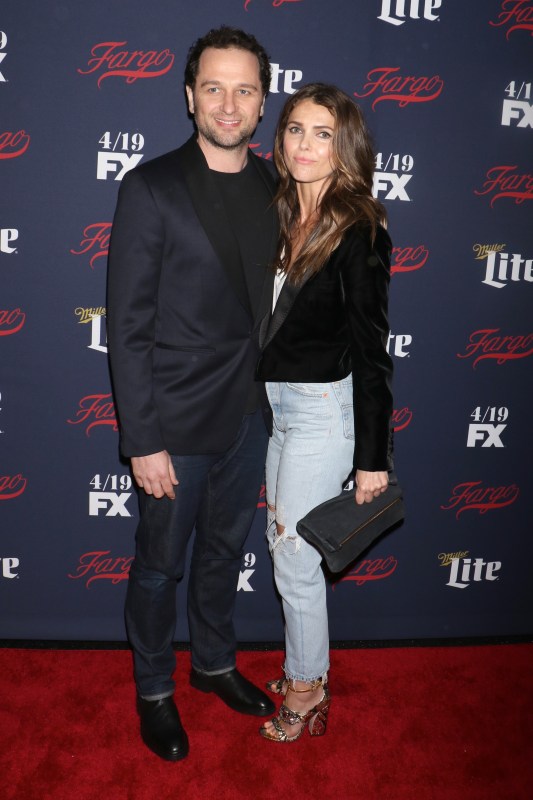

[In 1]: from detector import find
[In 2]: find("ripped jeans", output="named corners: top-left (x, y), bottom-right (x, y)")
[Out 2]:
top-left (265, 378), bottom-right (354, 683)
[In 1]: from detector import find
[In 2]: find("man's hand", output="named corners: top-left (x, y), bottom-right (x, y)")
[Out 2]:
top-left (355, 469), bottom-right (389, 506)
top-left (131, 451), bottom-right (178, 499)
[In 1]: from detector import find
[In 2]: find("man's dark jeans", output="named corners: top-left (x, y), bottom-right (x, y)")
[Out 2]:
top-left (125, 409), bottom-right (267, 700)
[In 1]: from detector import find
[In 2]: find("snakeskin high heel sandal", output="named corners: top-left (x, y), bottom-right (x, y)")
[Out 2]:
top-left (265, 676), bottom-right (287, 695)
top-left (259, 680), bottom-right (330, 743)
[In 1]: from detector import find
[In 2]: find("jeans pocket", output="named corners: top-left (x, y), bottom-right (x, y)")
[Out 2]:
top-left (333, 378), bottom-right (355, 440)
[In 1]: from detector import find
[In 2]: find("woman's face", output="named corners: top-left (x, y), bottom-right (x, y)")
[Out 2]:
top-left (282, 99), bottom-right (336, 192)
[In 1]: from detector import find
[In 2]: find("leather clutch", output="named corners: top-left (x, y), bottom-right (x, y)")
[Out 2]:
top-left (296, 478), bottom-right (405, 573)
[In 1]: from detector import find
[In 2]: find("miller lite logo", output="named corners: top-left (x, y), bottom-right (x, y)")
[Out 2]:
top-left (0, 228), bottom-right (18, 254)
top-left (0, 558), bottom-right (19, 579)
top-left (444, 556), bottom-right (501, 589)
top-left (457, 329), bottom-right (533, 367)
top-left (378, 0), bottom-right (442, 25)
top-left (489, 1), bottom-right (533, 39)
top-left (354, 68), bottom-right (444, 110)
top-left (473, 245), bottom-right (533, 289)
top-left (75, 308), bottom-right (108, 354)
top-left (78, 42), bottom-right (175, 88)
top-left (474, 166), bottom-right (533, 207)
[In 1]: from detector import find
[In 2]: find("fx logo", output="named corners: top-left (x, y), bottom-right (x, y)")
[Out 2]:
top-left (466, 424), bottom-right (506, 448)
top-left (89, 491), bottom-right (132, 516)
top-left (501, 100), bottom-right (533, 129)
top-left (373, 172), bottom-right (412, 201)
top-left (0, 557), bottom-right (19, 578)
top-left (96, 152), bottom-right (143, 181)
top-left (0, 228), bottom-right (18, 253)
top-left (237, 569), bottom-right (255, 591)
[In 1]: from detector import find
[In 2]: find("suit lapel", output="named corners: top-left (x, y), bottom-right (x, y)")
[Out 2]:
top-left (176, 137), bottom-right (251, 316)
top-left (247, 153), bottom-right (278, 330)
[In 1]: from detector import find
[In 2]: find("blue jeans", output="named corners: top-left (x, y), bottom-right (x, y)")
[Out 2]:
top-left (125, 409), bottom-right (267, 700)
top-left (265, 378), bottom-right (354, 683)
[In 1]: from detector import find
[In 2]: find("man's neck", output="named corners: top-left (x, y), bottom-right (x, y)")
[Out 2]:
top-left (196, 134), bottom-right (249, 173)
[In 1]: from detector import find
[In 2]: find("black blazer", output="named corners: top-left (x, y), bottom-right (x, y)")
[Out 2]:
top-left (256, 224), bottom-right (393, 472)
top-left (107, 136), bottom-right (277, 458)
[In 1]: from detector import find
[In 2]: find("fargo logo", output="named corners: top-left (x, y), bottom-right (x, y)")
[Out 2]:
top-left (71, 223), bottom-right (111, 268)
top-left (68, 551), bottom-right (133, 588)
top-left (355, 68), bottom-right (443, 110)
top-left (457, 329), bottom-right (533, 368)
top-left (333, 556), bottom-right (398, 588)
top-left (244, 0), bottom-right (303, 10)
top-left (392, 407), bottom-right (413, 432)
top-left (441, 481), bottom-right (519, 518)
top-left (0, 130), bottom-right (30, 159)
top-left (474, 166), bottom-right (533, 207)
top-left (0, 473), bottom-right (27, 500)
top-left (391, 245), bottom-right (428, 275)
top-left (378, 0), bottom-right (442, 25)
top-left (67, 394), bottom-right (118, 436)
top-left (0, 308), bottom-right (25, 336)
top-left (489, 1), bottom-right (533, 39)
top-left (78, 42), bottom-right (175, 88)
top-left (445, 556), bottom-right (501, 589)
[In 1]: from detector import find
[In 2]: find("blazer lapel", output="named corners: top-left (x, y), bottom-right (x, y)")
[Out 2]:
top-left (260, 276), bottom-right (303, 350)
top-left (176, 136), bottom-right (251, 316)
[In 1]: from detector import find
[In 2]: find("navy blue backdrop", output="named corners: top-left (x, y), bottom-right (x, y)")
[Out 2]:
top-left (1, 0), bottom-right (532, 642)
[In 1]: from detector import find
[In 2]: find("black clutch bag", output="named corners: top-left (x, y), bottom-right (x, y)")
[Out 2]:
top-left (296, 477), bottom-right (405, 573)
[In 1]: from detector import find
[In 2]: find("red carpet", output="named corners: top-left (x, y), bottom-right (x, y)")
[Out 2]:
top-left (0, 645), bottom-right (531, 799)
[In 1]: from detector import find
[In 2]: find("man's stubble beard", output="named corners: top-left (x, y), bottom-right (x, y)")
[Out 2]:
top-left (196, 120), bottom-right (256, 151)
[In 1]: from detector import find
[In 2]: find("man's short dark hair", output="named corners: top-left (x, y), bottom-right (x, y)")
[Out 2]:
top-left (184, 26), bottom-right (271, 97)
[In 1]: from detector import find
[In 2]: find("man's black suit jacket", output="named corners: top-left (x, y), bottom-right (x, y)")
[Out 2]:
top-left (107, 136), bottom-right (278, 458)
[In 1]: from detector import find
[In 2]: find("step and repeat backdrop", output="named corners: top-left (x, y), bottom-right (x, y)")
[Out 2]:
top-left (1, 1), bottom-right (532, 642)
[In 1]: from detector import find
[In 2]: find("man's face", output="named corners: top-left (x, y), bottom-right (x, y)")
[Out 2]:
top-left (186, 47), bottom-right (265, 151)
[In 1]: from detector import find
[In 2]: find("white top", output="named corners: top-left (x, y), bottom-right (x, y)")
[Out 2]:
top-left (273, 269), bottom-right (287, 311)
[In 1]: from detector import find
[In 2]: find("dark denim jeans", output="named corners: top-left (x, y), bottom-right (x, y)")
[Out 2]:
top-left (125, 410), bottom-right (268, 700)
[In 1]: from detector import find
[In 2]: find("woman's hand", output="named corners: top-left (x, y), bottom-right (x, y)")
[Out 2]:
top-left (355, 469), bottom-right (389, 505)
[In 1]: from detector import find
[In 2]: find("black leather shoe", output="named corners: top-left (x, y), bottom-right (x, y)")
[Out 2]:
top-left (189, 667), bottom-right (275, 716)
top-left (137, 696), bottom-right (189, 761)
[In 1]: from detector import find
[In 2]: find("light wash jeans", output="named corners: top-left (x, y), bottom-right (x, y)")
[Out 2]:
top-left (265, 377), bottom-right (354, 683)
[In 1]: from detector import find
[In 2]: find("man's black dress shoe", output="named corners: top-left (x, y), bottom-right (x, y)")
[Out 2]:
top-left (190, 667), bottom-right (275, 716)
top-left (137, 696), bottom-right (189, 761)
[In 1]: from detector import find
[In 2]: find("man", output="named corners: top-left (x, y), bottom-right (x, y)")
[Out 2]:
top-left (107, 26), bottom-right (277, 761)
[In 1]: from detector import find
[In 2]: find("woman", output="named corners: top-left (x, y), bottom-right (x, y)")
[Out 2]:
top-left (256, 84), bottom-right (394, 743)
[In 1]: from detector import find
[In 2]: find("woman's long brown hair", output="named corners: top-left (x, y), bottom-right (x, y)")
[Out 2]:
top-left (273, 83), bottom-right (387, 285)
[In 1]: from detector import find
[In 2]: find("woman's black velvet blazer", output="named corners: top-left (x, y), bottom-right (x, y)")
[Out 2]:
top-left (256, 223), bottom-right (394, 472)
